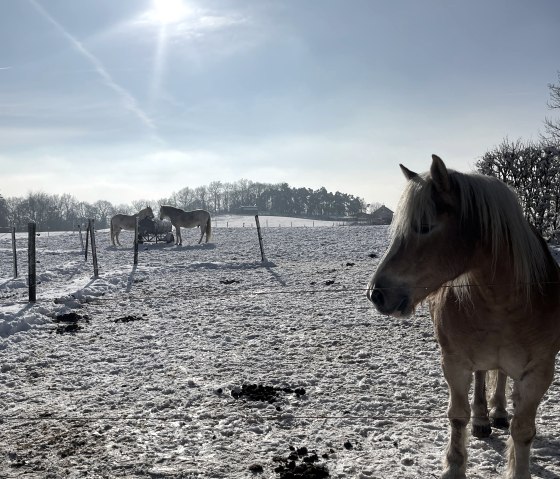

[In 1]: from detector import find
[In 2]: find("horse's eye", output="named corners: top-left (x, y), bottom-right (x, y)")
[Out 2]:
top-left (414, 223), bottom-right (434, 234)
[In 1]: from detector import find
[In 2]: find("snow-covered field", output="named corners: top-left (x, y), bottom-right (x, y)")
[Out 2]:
top-left (1, 219), bottom-right (560, 479)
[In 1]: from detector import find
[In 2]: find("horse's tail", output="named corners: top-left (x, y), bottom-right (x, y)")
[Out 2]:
top-left (206, 215), bottom-right (212, 242)
top-left (110, 218), bottom-right (114, 245)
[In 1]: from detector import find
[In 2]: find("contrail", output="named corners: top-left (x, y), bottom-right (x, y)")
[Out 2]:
top-left (29, 0), bottom-right (160, 136)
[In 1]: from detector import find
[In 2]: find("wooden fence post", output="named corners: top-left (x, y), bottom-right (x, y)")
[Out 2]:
top-left (28, 222), bottom-right (36, 302)
top-left (85, 221), bottom-right (90, 261)
top-left (89, 219), bottom-right (99, 278)
top-left (11, 227), bottom-right (18, 278)
top-left (255, 214), bottom-right (266, 262)
top-left (133, 216), bottom-right (139, 265)
top-left (78, 224), bottom-right (84, 252)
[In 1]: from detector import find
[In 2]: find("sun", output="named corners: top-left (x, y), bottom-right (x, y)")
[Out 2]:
top-left (150, 0), bottom-right (191, 25)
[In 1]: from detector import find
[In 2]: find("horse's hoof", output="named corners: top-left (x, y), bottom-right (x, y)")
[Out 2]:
top-left (442, 469), bottom-right (467, 479)
top-left (490, 416), bottom-right (509, 429)
top-left (471, 423), bottom-right (492, 438)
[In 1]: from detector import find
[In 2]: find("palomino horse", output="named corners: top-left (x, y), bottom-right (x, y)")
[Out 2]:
top-left (110, 206), bottom-right (154, 246)
top-left (159, 205), bottom-right (212, 245)
top-left (367, 155), bottom-right (560, 479)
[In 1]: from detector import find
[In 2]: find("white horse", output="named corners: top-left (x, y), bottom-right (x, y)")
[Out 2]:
top-left (159, 205), bottom-right (212, 245)
top-left (110, 206), bottom-right (154, 246)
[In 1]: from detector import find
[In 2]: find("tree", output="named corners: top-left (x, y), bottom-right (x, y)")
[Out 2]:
top-left (93, 200), bottom-right (115, 228)
top-left (1, 179), bottom-right (372, 230)
top-left (366, 202), bottom-right (383, 214)
top-left (207, 181), bottom-right (223, 213)
top-left (194, 186), bottom-right (207, 210)
top-left (476, 139), bottom-right (560, 237)
top-left (544, 71), bottom-right (560, 142)
top-left (0, 194), bottom-right (8, 227)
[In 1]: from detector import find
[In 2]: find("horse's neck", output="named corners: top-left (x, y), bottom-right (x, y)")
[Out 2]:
top-left (469, 239), bottom-right (559, 306)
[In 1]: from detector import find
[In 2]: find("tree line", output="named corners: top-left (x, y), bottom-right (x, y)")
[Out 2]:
top-left (476, 139), bottom-right (560, 237)
top-left (2, 72), bottom-right (559, 234)
top-left (0, 181), bottom-right (368, 231)
top-left (476, 72), bottom-right (560, 238)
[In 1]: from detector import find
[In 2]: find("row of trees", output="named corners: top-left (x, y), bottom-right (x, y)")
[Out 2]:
top-left (475, 71), bottom-right (560, 238)
top-left (3, 73), bottom-right (558, 234)
top-left (0, 181), bottom-right (368, 231)
top-left (476, 139), bottom-right (560, 236)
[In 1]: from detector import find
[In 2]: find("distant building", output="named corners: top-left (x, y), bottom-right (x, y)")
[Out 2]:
top-left (370, 205), bottom-right (393, 225)
top-left (355, 205), bottom-right (394, 225)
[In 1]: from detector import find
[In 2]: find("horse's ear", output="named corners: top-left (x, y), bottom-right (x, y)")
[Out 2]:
top-left (430, 154), bottom-right (450, 193)
top-left (399, 164), bottom-right (418, 181)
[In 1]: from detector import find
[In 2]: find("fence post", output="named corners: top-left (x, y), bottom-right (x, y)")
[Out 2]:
top-left (90, 219), bottom-right (99, 278)
top-left (28, 222), bottom-right (36, 302)
top-left (254, 214), bottom-right (266, 262)
top-left (133, 216), bottom-right (139, 265)
top-left (78, 224), bottom-right (84, 252)
top-left (11, 227), bottom-right (18, 278)
top-left (85, 221), bottom-right (90, 261)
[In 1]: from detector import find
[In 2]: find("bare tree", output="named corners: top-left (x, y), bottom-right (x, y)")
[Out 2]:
top-left (130, 199), bottom-right (155, 213)
top-left (93, 200), bottom-right (115, 228)
top-left (207, 181), bottom-right (223, 213)
top-left (544, 71), bottom-right (560, 142)
top-left (0, 194), bottom-right (8, 227)
top-left (175, 187), bottom-right (194, 210)
top-left (477, 139), bottom-right (560, 236)
top-left (366, 202), bottom-right (383, 214)
top-left (194, 186), bottom-right (207, 209)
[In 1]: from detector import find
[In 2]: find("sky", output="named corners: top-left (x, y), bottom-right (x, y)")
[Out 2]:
top-left (1, 0), bottom-right (559, 210)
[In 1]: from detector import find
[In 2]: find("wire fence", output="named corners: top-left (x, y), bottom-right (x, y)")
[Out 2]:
top-left (0, 413), bottom-right (505, 422)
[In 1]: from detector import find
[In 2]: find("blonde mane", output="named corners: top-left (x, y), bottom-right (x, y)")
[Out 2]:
top-left (390, 169), bottom-right (549, 297)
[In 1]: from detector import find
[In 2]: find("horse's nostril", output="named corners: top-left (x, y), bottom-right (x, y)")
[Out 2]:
top-left (369, 288), bottom-right (384, 307)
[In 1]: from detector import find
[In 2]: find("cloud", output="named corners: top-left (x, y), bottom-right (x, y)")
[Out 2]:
top-left (0, 126), bottom-right (88, 148)
top-left (28, 0), bottom-right (161, 140)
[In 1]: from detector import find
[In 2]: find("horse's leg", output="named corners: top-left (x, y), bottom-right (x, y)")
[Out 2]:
top-left (489, 370), bottom-right (509, 429)
top-left (116, 228), bottom-right (122, 246)
top-left (471, 370), bottom-right (491, 438)
top-left (506, 362), bottom-right (554, 479)
top-left (176, 226), bottom-right (181, 245)
top-left (198, 224), bottom-right (205, 244)
top-left (441, 358), bottom-right (472, 479)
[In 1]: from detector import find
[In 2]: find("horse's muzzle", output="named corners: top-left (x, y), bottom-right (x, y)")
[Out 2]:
top-left (367, 277), bottom-right (411, 317)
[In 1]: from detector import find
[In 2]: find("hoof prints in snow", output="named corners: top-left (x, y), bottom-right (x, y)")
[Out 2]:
top-left (231, 384), bottom-right (306, 403)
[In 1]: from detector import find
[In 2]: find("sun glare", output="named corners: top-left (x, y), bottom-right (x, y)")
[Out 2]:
top-left (150, 0), bottom-right (191, 25)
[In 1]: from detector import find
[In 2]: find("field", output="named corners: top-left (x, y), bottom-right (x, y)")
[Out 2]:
top-left (1, 218), bottom-right (560, 479)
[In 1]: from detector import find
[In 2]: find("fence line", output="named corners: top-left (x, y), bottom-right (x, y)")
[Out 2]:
top-left (4, 280), bottom-right (560, 307)
top-left (1, 224), bottom-right (559, 303)
top-left (0, 411), bottom-right (557, 423)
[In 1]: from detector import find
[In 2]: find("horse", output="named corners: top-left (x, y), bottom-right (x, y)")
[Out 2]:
top-left (159, 205), bottom-right (212, 245)
top-left (367, 155), bottom-right (560, 479)
top-left (110, 206), bottom-right (154, 246)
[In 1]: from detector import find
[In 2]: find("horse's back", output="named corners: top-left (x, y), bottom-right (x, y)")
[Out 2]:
top-left (111, 214), bottom-right (135, 229)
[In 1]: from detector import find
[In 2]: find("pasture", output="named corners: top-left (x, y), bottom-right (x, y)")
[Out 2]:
top-left (1, 222), bottom-right (559, 478)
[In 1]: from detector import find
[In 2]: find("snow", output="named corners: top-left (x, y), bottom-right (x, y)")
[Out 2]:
top-left (1, 220), bottom-right (560, 478)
